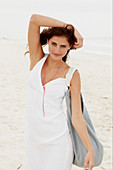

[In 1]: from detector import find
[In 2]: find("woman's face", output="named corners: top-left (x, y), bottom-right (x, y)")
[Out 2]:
top-left (47, 36), bottom-right (71, 61)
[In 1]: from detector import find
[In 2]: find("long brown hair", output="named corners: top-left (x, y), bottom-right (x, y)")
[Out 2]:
top-left (24, 24), bottom-right (77, 62)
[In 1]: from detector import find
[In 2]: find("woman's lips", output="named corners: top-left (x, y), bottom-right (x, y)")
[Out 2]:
top-left (53, 53), bottom-right (60, 56)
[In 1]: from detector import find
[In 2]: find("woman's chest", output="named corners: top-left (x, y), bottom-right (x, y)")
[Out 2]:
top-left (28, 70), bottom-right (67, 99)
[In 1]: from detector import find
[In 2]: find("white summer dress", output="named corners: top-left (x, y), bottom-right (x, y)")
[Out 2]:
top-left (24, 53), bottom-right (77, 170)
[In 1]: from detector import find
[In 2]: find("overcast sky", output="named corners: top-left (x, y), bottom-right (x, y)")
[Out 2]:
top-left (0, 0), bottom-right (112, 41)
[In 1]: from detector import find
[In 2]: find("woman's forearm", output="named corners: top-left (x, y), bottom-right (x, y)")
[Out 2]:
top-left (30, 14), bottom-right (67, 28)
top-left (72, 116), bottom-right (94, 152)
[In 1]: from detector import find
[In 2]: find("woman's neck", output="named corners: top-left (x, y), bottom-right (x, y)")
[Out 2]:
top-left (46, 54), bottom-right (64, 69)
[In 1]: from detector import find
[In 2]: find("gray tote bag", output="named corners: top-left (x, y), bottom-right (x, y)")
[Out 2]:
top-left (64, 67), bottom-right (104, 168)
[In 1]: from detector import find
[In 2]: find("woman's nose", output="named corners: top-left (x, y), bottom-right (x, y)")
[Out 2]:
top-left (55, 46), bottom-right (61, 53)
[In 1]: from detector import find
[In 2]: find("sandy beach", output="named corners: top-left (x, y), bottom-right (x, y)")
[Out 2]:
top-left (0, 40), bottom-right (112, 170)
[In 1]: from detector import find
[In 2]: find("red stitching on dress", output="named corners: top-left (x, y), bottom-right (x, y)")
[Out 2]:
top-left (42, 86), bottom-right (45, 117)
top-left (42, 55), bottom-right (63, 117)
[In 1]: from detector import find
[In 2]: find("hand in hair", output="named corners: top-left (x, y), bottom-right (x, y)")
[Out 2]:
top-left (65, 24), bottom-right (83, 49)
top-left (73, 27), bottom-right (83, 49)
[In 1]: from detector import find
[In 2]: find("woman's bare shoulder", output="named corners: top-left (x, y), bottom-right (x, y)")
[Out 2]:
top-left (70, 69), bottom-right (80, 87)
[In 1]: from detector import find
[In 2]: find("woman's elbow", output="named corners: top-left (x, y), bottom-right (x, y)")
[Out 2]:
top-left (71, 114), bottom-right (83, 127)
top-left (30, 14), bottom-right (39, 22)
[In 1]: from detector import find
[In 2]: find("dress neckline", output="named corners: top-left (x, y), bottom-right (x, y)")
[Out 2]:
top-left (40, 53), bottom-right (71, 87)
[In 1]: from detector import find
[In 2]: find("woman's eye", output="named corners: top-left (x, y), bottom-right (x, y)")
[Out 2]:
top-left (51, 43), bottom-right (66, 48)
top-left (52, 42), bottom-right (56, 45)
top-left (61, 45), bottom-right (66, 48)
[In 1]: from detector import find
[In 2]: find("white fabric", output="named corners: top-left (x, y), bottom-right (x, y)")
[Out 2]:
top-left (65, 67), bottom-right (78, 88)
top-left (24, 53), bottom-right (77, 170)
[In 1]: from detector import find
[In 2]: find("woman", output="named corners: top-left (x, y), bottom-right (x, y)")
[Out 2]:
top-left (24, 14), bottom-right (94, 170)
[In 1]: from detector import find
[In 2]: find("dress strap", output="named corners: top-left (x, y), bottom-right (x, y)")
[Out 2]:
top-left (65, 67), bottom-right (78, 87)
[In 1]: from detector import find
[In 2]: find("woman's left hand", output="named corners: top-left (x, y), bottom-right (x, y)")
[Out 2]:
top-left (64, 24), bottom-right (83, 49)
top-left (83, 148), bottom-right (94, 170)
top-left (73, 27), bottom-right (83, 49)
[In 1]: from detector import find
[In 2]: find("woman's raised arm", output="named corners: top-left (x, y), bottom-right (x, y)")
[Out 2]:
top-left (30, 14), bottom-right (67, 28)
top-left (28, 14), bottom-right (67, 71)
top-left (28, 14), bottom-right (83, 70)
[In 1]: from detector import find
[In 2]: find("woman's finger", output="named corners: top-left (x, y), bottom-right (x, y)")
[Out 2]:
top-left (75, 37), bottom-right (83, 45)
top-left (73, 44), bottom-right (79, 49)
top-left (78, 38), bottom-right (83, 47)
top-left (72, 36), bottom-right (83, 49)
top-left (75, 38), bottom-right (79, 44)
top-left (84, 159), bottom-right (89, 169)
top-left (88, 163), bottom-right (94, 170)
top-left (74, 42), bottom-right (83, 49)
top-left (79, 41), bottom-right (83, 48)
top-left (75, 42), bottom-right (79, 45)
